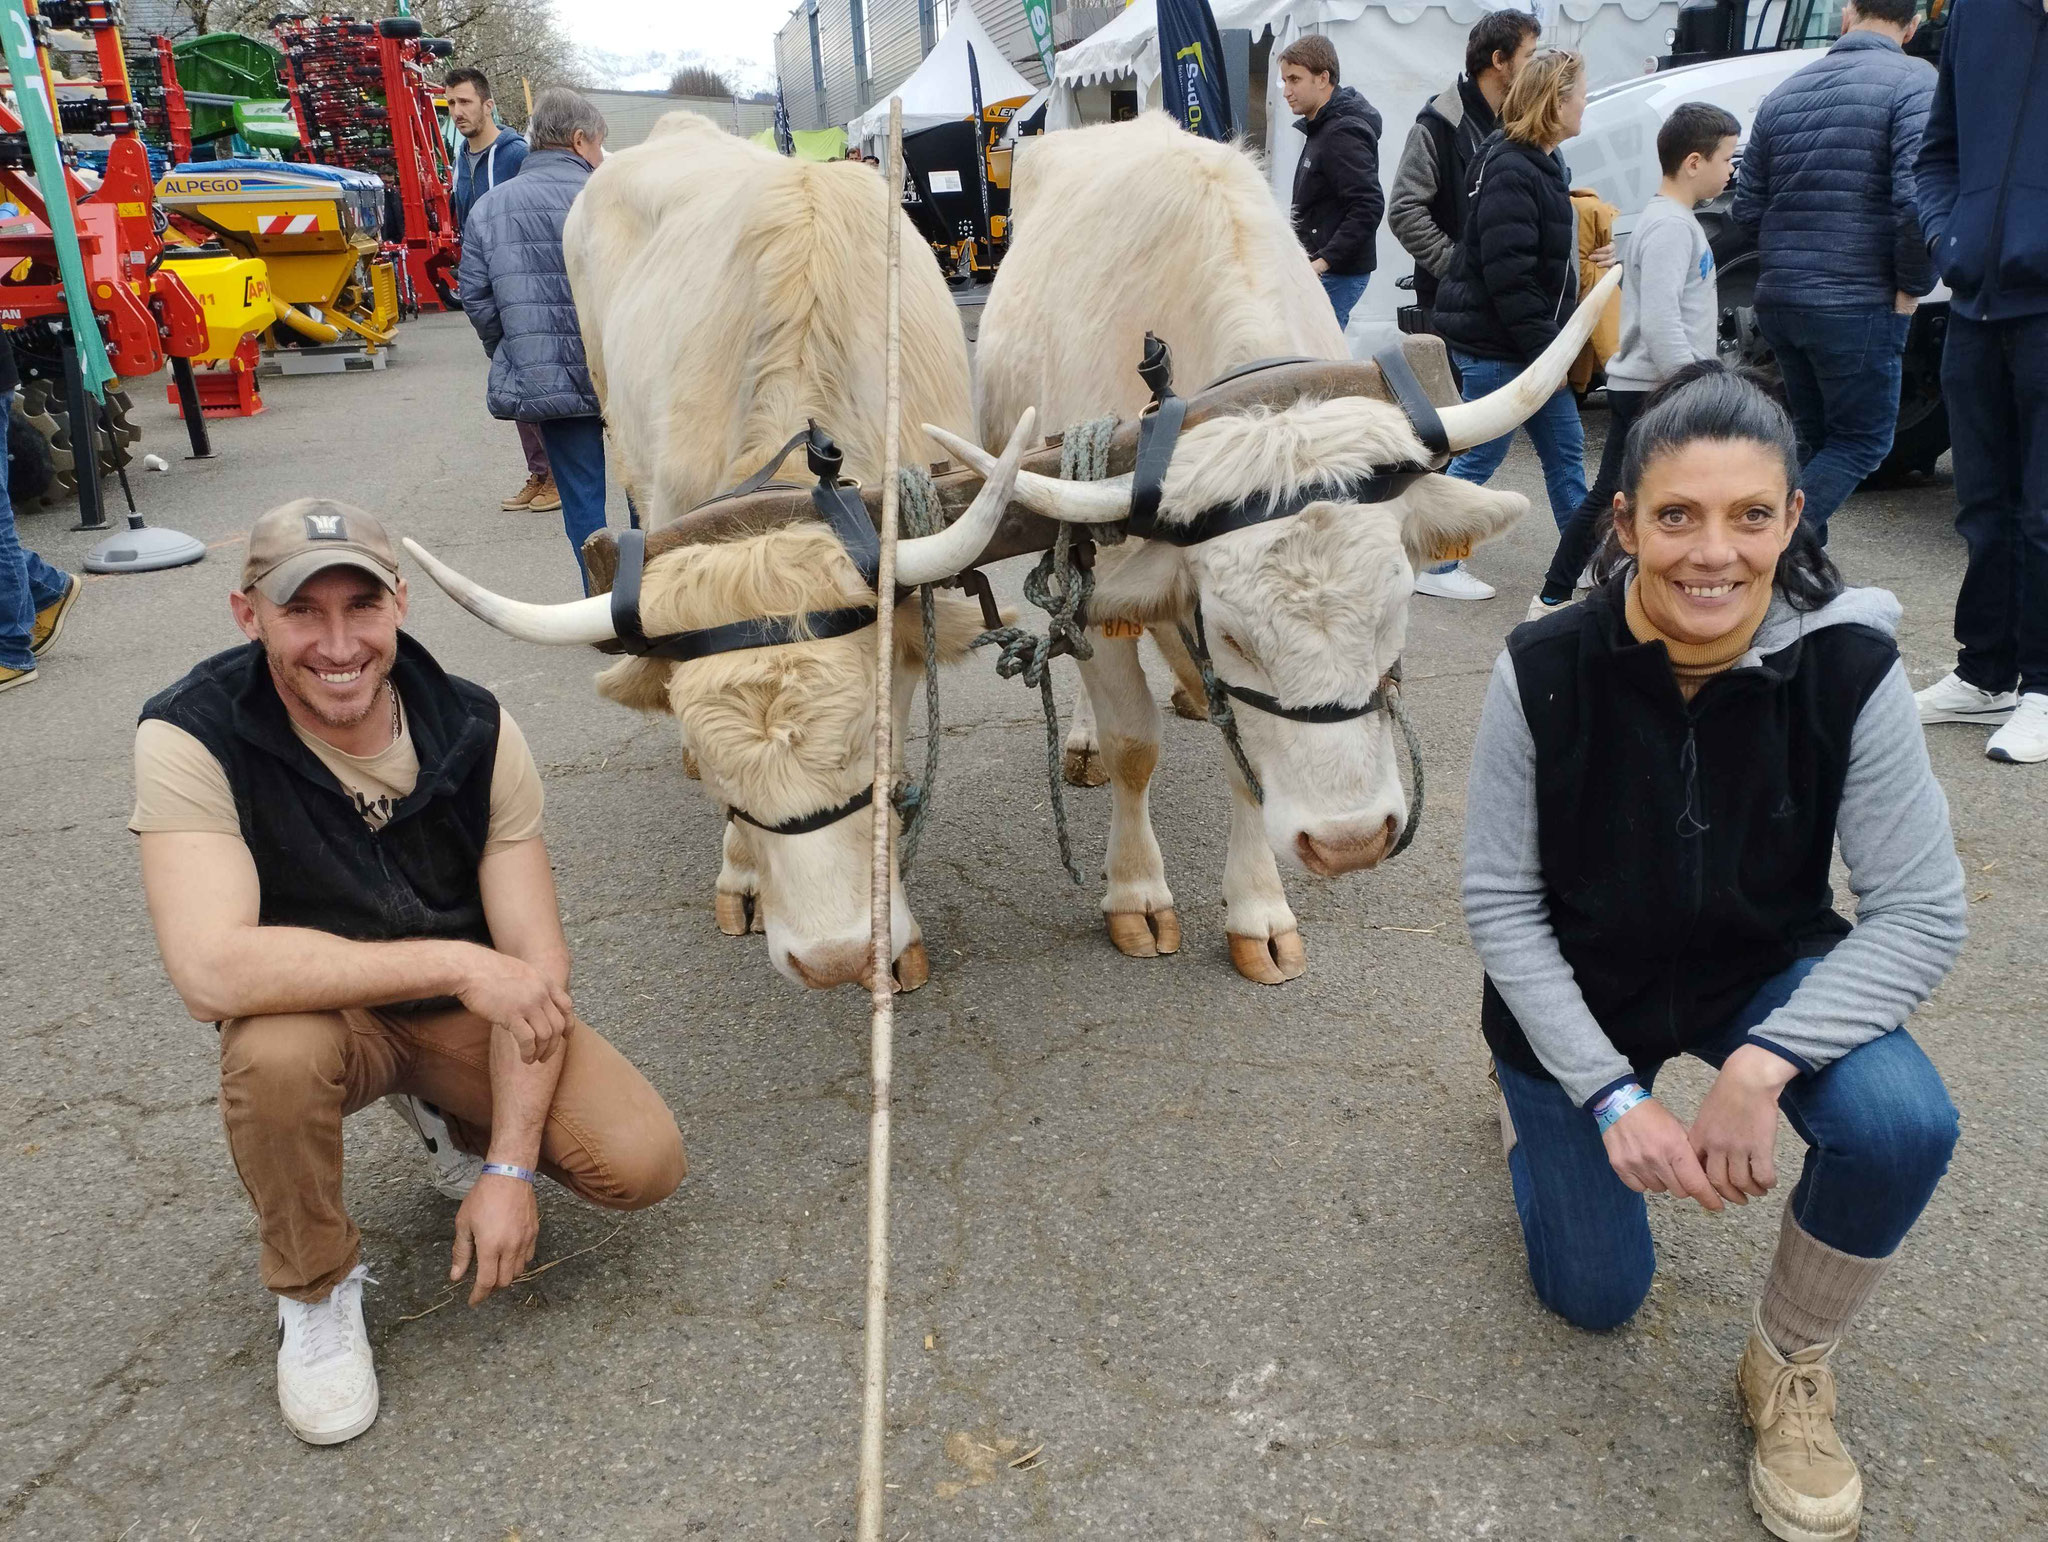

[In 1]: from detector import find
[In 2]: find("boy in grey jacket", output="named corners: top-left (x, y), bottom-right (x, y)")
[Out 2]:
top-left (1529, 103), bottom-right (1739, 619)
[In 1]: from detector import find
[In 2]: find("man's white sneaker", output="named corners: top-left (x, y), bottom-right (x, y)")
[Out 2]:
top-left (384, 1093), bottom-right (484, 1200)
top-left (1986, 693), bottom-right (2048, 765)
top-left (1575, 562), bottom-right (1596, 591)
top-left (1414, 563), bottom-right (1497, 601)
top-left (1914, 671), bottom-right (2017, 726)
top-left (276, 1264), bottom-right (379, 1445)
top-left (1525, 592), bottom-right (1577, 623)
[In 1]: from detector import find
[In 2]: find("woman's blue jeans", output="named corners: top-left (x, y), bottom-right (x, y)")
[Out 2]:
top-left (1493, 958), bottom-right (1959, 1332)
top-left (1433, 349), bottom-right (1588, 574)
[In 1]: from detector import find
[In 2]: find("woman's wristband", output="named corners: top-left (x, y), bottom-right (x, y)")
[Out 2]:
top-left (1592, 1082), bottom-right (1649, 1134)
top-left (481, 1162), bottom-right (537, 1184)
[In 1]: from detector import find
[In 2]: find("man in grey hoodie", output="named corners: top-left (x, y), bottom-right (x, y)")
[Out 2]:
top-left (1386, 8), bottom-right (1541, 326)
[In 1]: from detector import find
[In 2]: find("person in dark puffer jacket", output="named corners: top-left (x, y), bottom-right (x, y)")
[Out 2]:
top-left (1279, 33), bottom-right (1384, 332)
top-left (1910, 0), bottom-right (2048, 764)
top-left (459, 88), bottom-right (616, 590)
top-left (1427, 50), bottom-right (1599, 603)
top-left (1731, 0), bottom-right (1936, 546)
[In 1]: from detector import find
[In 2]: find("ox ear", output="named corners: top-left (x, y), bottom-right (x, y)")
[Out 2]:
top-left (596, 655), bottom-right (678, 714)
top-left (1397, 476), bottom-right (1528, 572)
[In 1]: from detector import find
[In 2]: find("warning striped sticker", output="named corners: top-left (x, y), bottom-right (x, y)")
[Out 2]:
top-left (255, 214), bottom-right (320, 235)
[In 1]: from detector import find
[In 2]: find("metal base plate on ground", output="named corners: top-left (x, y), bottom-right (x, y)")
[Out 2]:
top-left (84, 523), bottom-right (207, 574)
top-left (259, 345), bottom-right (391, 377)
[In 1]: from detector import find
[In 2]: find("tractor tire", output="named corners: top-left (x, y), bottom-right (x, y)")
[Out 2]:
top-left (30, 384), bottom-right (137, 504)
top-left (8, 395), bottom-right (55, 506)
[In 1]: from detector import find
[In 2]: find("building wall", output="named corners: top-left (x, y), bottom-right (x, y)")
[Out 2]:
top-left (775, 0), bottom-right (1076, 133)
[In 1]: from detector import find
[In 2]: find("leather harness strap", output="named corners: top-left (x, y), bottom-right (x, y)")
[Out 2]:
top-left (728, 782), bottom-right (875, 837)
top-left (1371, 342), bottom-right (1449, 458)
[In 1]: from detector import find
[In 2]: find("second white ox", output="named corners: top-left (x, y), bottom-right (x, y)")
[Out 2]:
top-left (961, 113), bottom-right (1618, 983)
top-left (406, 111), bottom-right (1023, 991)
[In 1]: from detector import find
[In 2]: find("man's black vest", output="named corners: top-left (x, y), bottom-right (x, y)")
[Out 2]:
top-left (1413, 75), bottom-right (1497, 310)
top-left (140, 632), bottom-right (500, 947)
top-left (1482, 588), bottom-right (1899, 1084)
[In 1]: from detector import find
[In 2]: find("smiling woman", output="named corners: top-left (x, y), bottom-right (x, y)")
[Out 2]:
top-left (1459, 360), bottom-right (1968, 1542)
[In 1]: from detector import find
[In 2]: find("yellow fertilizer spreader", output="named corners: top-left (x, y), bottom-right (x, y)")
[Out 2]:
top-left (156, 160), bottom-right (400, 364)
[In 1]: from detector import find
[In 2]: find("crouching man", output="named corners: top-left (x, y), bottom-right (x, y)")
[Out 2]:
top-left (131, 499), bottom-right (686, 1445)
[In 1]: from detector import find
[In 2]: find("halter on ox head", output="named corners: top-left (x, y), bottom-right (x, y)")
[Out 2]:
top-left (938, 267), bottom-right (1620, 878)
top-left (402, 411), bottom-right (1038, 993)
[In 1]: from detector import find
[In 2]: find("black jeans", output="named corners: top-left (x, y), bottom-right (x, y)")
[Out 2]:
top-left (1942, 311), bottom-right (2048, 698)
top-left (1540, 389), bottom-right (1647, 603)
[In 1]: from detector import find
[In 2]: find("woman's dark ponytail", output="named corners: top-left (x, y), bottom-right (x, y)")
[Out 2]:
top-left (1592, 359), bottom-right (1845, 612)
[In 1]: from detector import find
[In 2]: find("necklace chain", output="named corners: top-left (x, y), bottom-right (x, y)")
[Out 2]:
top-left (387, 682), bottom-right (401, 748)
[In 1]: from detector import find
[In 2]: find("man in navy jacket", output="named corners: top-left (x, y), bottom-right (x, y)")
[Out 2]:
top-left (1732, 0), bottom-right (1936, 544)
top-left (1911, 0), bottom-right (2048, 763)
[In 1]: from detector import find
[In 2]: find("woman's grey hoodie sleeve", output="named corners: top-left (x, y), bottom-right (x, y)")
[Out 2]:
top-left (1745, 659), bottom-right (1967, 1071)
top-left (1461, 652), bottom-right (1638, 1106)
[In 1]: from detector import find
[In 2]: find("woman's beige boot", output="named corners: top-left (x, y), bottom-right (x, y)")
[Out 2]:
top-left (1737, 1307), bottom-right (1863, 1541)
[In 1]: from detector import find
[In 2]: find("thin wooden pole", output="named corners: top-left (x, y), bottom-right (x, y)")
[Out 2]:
top-left (855, 95), bottom-right (906, 1542)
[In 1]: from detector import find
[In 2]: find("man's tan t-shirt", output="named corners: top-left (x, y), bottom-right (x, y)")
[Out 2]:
top-left (129, 694), bottom-right (545, 852)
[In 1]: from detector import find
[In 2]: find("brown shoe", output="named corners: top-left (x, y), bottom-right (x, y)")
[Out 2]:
top-left (30, 572), bottom-right (81, 657)
top-left (527, 475), bottom-right (562, 512)
top-left (0, 662), bottom-right (37, 693)
top-left (502, 473), bottom-right (547, 511)
top-left (1738, 1308), bottom-right (1863, 1541)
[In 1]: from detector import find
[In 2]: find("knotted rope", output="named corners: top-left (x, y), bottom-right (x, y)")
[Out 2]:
top-left (966, 413), bottom-right (1122, 885)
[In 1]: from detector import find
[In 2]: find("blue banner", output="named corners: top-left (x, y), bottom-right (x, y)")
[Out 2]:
top-left (773, 79), bottom-right (796, 157)
top-left (1156, 0), bottom-right (1234, 142)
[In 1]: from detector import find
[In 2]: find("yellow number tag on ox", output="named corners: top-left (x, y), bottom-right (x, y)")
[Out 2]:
top-left (1099, 619), bottom-right (1145, 639)
top-left (1431, 538), bottom-right (1473, 563)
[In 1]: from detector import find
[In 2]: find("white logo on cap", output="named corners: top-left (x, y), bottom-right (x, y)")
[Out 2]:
top-left (304, 512), bottom-right (345, 540)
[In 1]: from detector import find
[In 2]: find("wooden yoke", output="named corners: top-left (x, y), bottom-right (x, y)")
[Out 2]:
top-left (582, 335), bottom-right (1458, 598)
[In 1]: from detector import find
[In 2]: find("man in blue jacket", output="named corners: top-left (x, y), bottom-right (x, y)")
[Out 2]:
top-left (1732, 0), bottom-right (1936, 544)
top-left (1912, 0), bottom-right (2048, 764)
top-left (446, 67), bottom-right (556, 519)
top-left (459, 89), bottom-right (615, 590)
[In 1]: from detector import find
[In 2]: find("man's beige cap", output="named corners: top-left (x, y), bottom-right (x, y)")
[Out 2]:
top-left (241, 499), bottom-right (401, 603)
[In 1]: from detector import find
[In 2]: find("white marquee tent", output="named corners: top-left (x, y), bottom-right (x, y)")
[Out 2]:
top-left (1052, 0), bottom-right (1678, 350)
top-left (849, 5), bottom-right (1037, 146)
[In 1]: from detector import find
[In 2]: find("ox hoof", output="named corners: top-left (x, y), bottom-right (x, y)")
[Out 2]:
top-left (714, 891), bottom-right (756, 937)
top-left (1170, 684), bottom-right (1208, 722)
top-left (682, 748), bottom-right (702, 781)
top-left (1107, 908), bottom-right (1181, 958)
top-left (1063, 745), bottom-right (1109, 787)
top-left (892, 940), bottom-right (931, 992)
top-left (1229, 928), bottom-right (1307, 985)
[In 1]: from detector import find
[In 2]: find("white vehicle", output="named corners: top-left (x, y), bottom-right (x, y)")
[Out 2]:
top-left (1562, 0), bottom-right (1951, 478)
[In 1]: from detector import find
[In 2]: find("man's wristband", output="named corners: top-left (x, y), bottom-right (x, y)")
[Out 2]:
top-left (481, 1162), bottom-right (537, 1184)
top-left (1592, 1083), bottom-right (1650, 1134)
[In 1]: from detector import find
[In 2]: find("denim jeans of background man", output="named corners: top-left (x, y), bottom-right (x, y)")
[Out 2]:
top-left (1320, 271), bottom-right (1370, 331)
top-left (0, 389), bottom-right (73, 675)
top-left (1755, 305), bottom-right (1910, 545)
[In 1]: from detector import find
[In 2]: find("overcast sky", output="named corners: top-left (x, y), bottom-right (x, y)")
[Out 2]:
top-left (564, 0), bottom-right (795, 88)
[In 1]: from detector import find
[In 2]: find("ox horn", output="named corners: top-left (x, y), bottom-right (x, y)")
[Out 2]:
top-left (896, 408), bottom-right (1036, 586)
top-left (401, 538), bottom-right (619, 646)
top-left (1436, 264), bottom-right (1623, 454)
top-left (925, 425), bottom-right (1135, 526)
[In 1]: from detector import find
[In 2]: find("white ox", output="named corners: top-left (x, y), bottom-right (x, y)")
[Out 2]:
top-left (406, 111), bottom-right (1033, 991)
top-left (958, 113), bottom-right (1613, 982)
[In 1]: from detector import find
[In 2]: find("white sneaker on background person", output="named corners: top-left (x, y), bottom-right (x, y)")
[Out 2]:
top-left (1986, 694), bottom-right (2048, 765)
top-left (384, 1093), bottom-right (484, 1200)
top-left (1414, 563), bottom-right (1496, 601)
top-left (1526, 592), bottom-right (1577, 623)
top-left (1914, 672), bottom-right (2017, 726)
top-left (276, 1263), bottom-right (378, 1445)
top-left (1575, 562), bottom-right (1596, 591)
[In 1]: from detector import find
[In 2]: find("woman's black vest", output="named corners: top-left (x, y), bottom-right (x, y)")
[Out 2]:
top-left (139, 632), bottom-right (500, 947)
top-left (1482, 588), bottom-right (1898, 1083)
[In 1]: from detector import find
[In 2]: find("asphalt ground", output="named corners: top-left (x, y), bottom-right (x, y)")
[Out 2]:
top-left (3, 312), bottom-right (2043, 1541)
